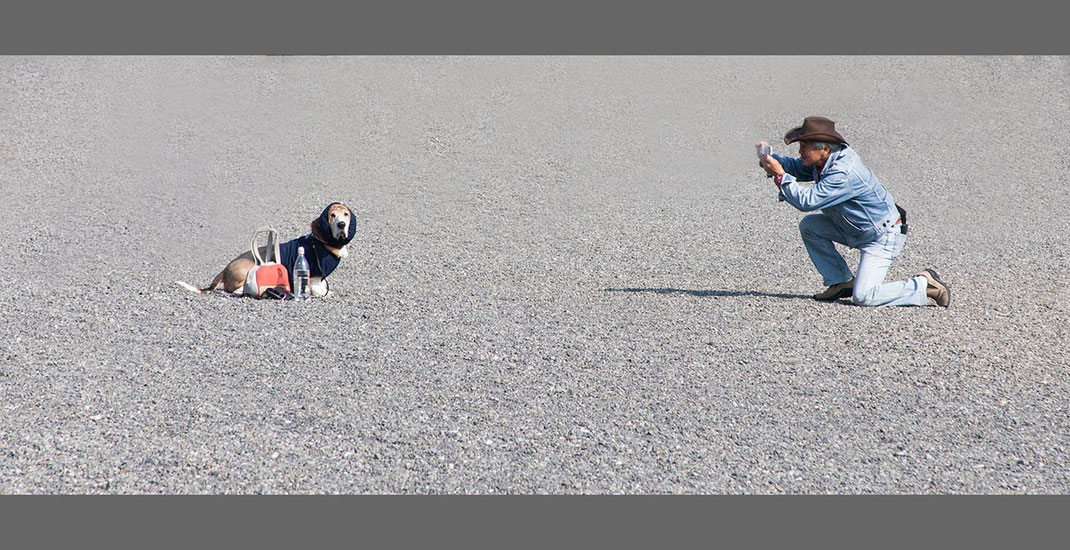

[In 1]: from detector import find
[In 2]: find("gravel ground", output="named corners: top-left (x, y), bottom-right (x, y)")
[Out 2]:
top-left (0, 56), bottom-right (1067, 494)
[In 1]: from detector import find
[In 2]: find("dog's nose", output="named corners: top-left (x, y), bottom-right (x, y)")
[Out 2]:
top-left (336, 221), bottom-right (345, 228)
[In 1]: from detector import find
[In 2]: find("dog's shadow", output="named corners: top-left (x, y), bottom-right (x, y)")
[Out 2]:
top-left (604, 287), bottom-right (812, 300)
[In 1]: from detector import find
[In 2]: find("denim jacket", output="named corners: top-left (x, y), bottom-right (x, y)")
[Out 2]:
top-left (773, 146), bottom-right (900, 247)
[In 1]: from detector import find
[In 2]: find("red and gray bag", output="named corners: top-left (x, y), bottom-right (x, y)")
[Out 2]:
top-left (243, 227), bottom-right (291, 297)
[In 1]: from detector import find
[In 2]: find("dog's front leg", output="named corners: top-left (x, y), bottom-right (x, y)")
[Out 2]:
top-left (309, 276), bottom-right (329, 297)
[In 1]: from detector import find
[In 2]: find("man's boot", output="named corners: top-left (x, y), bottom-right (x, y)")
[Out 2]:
top-left (813, 278), bottom-right (854, 301)
top-left (917, 268), bottom-right (950, 308)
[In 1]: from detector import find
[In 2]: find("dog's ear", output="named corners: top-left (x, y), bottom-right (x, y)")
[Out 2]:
top-left (310, 219), bottom-right (325, 240)
top-left (346, 205), bottom-right (357, 240)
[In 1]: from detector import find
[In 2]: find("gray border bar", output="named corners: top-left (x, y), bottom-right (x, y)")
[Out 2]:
top-left (2, 496), bottom-right (1067, 548)
top-left (0, 0), bottom-right (1065, 53)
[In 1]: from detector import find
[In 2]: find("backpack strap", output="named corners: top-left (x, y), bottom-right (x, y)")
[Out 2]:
top-left (249, 227), bottom-right (281, 265)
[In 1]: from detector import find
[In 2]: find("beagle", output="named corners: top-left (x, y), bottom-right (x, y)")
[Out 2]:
top-left (177, 202), bottom-right (356, 297)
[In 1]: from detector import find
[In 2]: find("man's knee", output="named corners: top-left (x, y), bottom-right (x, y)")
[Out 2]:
top-left (851, 285), bottom-right (880, 307)
top-left (798, 214), bottom-right (823, 237)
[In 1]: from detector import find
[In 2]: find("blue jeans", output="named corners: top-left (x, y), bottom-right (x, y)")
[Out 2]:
top-left (799, 214), bottom-right (928, 307)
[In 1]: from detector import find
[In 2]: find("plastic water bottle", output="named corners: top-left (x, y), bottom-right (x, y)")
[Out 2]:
top-left (293, 246), bottom-right (310, 301)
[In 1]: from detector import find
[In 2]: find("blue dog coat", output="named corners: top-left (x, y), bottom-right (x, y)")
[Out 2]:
top-left (278, 235), bottom-right (340, 288)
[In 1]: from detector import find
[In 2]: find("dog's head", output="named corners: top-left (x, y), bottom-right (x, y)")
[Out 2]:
top-left (311, 202), bottom-right (357, 248)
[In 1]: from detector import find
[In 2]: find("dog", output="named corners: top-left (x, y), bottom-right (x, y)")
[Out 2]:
top-left (177, 202), bottom-right (356, 297)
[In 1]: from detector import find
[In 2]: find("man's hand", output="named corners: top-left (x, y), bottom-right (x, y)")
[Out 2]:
top-left (762, 154), bottom-right (784, 178)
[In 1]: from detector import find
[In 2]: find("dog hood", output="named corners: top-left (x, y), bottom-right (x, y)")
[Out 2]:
top-left (314, 202), bottom-right (357, 249)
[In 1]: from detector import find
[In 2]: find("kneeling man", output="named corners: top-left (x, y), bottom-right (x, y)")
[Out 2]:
top-left (757, 116), bottom-right (950, 307)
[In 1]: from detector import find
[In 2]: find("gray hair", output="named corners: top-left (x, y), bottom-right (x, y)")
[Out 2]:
top-left (809, 141), bottom-right (843, 153)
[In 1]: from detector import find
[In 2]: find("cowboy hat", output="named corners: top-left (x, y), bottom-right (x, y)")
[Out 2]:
top-left (783, 116), bottom-right (848, 145)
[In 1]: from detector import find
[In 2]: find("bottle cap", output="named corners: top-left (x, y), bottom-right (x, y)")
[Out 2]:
top-left (298, 246), bottom-right (304, 254)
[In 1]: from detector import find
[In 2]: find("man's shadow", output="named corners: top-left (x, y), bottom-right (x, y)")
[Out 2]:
top-left (604, 287), bottom-right (812, 300)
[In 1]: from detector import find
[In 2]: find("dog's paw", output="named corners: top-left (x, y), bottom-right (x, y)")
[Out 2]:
top-left (337, 245), bottom-right (349, 259)
top-left (310, 277), bottom-right (329, 297)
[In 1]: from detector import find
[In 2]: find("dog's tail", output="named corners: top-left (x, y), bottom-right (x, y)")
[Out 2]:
top-left (176, 281), bottom-right (209, 294)
top-left (176, 271), bottom-right (226, 295)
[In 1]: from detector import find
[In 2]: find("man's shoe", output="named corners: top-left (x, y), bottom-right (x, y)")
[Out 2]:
top-left (813, 278), bottom-right (854, 301)
top-left (917, 267), bottom-right (950, 308)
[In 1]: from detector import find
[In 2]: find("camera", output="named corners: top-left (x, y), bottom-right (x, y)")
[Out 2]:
top-left (757, 143), bottom-right (772, 177)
